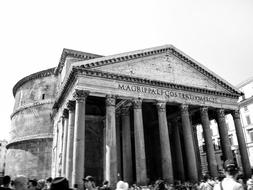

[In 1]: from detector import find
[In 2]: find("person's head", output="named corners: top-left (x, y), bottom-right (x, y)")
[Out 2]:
top-left (116, 181), bottom-right (129, 190)
top-left (154, 180), bottom-right (166, 190)
top-left (203, 174), bottom-right (210, 182)
top-left (14, 175), bottom-right (29, 190)
top-left (46, 177), bottom-right (52, 189)
top-left (83, 176), bottom-right (95, 189)
top-left (50, 177), bottom-right (69, 190)
top-left (224, 160), bottom-right (239, 177)
top-left (28, 179), bottom-right (37, 190)
top-left (3, 175), bottom-right (11, 186)
top-left (37, 179), bottom-right (46, 189)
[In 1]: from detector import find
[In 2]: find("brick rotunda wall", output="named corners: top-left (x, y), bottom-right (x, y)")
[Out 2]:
top-left (5, 68), bottom-right (57, 179)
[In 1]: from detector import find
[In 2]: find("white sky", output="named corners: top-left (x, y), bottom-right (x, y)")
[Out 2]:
top-left (0, 0), bottom-right (253, 140)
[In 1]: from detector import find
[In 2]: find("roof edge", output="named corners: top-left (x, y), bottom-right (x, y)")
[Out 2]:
top-left (236, 76), bottom-right (253, 89)
top-left (54, 48), bottom-right (103, 75)
top-left (72, 44), bottom-right (242, 96)
top-left (12, 67), bottom-right (55, 97)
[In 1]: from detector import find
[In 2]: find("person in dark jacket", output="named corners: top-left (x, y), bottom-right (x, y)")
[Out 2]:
top-left (50, 177), bottom-right (72, 190)
top-left (0, 175), bottom-right (11, 190)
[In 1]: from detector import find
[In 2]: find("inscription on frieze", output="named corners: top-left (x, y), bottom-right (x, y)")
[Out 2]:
top-left (118, 83), bottom-right (218, 103)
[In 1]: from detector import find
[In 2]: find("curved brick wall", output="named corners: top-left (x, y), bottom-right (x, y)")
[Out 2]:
top-left (6, 68), bottom-right (57, 179)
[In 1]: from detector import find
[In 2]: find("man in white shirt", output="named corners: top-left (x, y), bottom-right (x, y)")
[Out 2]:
top-left (213, 160), bottom-right (243, 190)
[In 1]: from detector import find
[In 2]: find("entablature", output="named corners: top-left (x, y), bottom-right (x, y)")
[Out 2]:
top-left (53, 67), bottom-right (240, 112)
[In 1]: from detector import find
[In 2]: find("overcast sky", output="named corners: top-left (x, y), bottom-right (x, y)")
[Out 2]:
top-left (0, 0), bottom-right (253, 140)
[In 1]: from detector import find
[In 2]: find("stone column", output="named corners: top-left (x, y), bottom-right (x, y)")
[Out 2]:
top-left (133, 98), bottom-right (147, 185)
top-left (192, 125), bottom-right (202, 179)
top-left (232, 110), bottom-right (252, 178)
top-left (200, 107), bottom-right (218, 177)
top-left (180, 104), bottom-right (198, 182)
top-left (66, 101), bottom-right (75, 186)
top-left (156, 102), bottom-right (174, 183)
top-left (116, 115), bottom-right (122, 180)
top-left (105, 95), bottom-right (117, 188)
top-left (121, 106), bottom-right (133, 185)
top-left (72, 89), bottom-right (89, 189)
top-left (171, 118), bottom-right (185, 182)
top-left (61, 109), bottom-right (69, 177)
top-left (216, 109), bottom-right (233, 161)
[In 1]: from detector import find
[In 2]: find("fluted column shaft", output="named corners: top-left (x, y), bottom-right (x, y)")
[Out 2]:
top-left (216, 109), bottom-right (233, 161)
top-left (66, 101), bottom-right (75, 186)
top-left (157, 102), bottom-right (174, 183)
top-left (72, 90), bottom-right (89, 190)
top-left (121, 106), bottom-right (133, 185)
top-left (180, 104), bottom-right (198, 182)
top-left (171, 119), bottom-right (185, 182)
top-left (105, 95), bottom-right (117, 188)
top-left (61, 109), bottom-right (69, 177)
top-left (200, 107), bottom-right (218, 177)
top-left (133, 98), bottom-right (147, 185)
top-left (232, 110), bottom-right (252, 178)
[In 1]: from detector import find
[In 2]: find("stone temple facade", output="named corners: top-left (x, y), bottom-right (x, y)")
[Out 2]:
top-left (6, 45), bottom-right (252, 189)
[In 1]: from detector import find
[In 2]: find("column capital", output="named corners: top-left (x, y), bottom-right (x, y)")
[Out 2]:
top-left (73, 89), bottom-right (89, 102)
top-left (156, 101), bottom-right (166, 112)
top-left (216, 108), bottom-right (225, 118)
top-left (67, 101), bottom-right (75, 111)
top-left (180, 104), bottom-right (189, 114)
top-left (121, 105), bottom-right (131, 116)
top-left (200, 106), bottom-right (208, 114)
top-left (63, 109), bottom-right (69, 118)
top-left (132, 98), bottom-right (142, 109)
top-left (106, 95), bottom-right (116, 106)
top-left (231, 109), bottom-right (240, 119)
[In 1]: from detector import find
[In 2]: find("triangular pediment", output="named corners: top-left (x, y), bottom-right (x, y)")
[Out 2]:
top-left (72, 45), bottom-right (241, 96)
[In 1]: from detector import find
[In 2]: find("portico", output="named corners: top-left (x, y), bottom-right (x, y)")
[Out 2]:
top-left (52, 45), bottom-right (251, 189)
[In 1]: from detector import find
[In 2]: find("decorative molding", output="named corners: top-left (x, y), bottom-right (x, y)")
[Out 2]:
top-left (10, 100), bottom-right (54, 119)
top-left (73, 89), bottom-right (89, 102)
top-left (13, 67), bottom-right (55, 97)
top-left (180, 104), bottom-right (189, 114)
top-left (156, 101), bottom-right (166, 112)
top-left (6, 133), bottom-right (53, 149)
top-left (106, 95), bottom-right (116, 106)
top-left (217, 108), bottom-right (225, 118)
top-left (239, 96), bottom-right (253, 107)
top-left (54, 48), bottom-right (103, 75)
top-left (53, 66), bottom-right (240, 111)
top-left (200, 106), bottom-right (208, 114)
top-left (77, 68), bottom-right (240, 98)
top-left (132, 98), bottom-right (142, 109)
top-left (76, 45), bottom-right (241, 96)
top-left (53, 68), bottom-right (78, 109)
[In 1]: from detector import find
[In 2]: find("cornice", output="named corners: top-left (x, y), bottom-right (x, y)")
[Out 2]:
top-left (53, 67), bottom-right (240, 110)
top-left (11, 100), bottom-right (54, 119)
top-left (53, 68), bottom-right (78, 109)
top-left (13, 68), bottom-right (55, 97)
top-left (239, 96), bottom-right (253, 107)
top-left (75, 45), bottom-right (241, 96)
top-left (236, 76), bottom-right (253, 88)
top-left (6, 133), bottom-right (53, 149)
top-left (54, 48), bottom-right (103, 75)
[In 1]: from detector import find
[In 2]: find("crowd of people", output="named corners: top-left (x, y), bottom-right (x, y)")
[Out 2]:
top-left (1, 160), bottom-right (253, 190)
